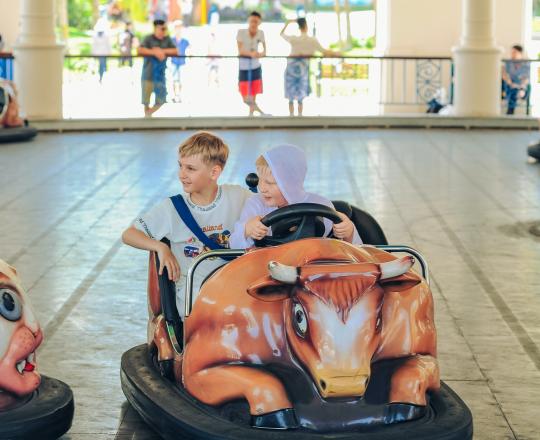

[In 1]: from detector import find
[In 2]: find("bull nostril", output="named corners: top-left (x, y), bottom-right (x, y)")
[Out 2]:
top-left (320, 380), bottom-right (327, 391)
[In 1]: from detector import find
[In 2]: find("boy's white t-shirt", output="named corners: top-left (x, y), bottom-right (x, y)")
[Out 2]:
top-left (134, 184), bottom-right (251, 318)
top-left (237, 29), bottom-right (265, 70)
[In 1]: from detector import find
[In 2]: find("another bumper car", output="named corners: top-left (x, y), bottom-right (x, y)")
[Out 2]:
top-left (0, 260), bottom-right (74, 440)
top-left (121, 201), bottom-right (473, 440)
top-left (528, 140), bottom-right (540, 161)
top-left (0, 81), bottom-right (37, 144)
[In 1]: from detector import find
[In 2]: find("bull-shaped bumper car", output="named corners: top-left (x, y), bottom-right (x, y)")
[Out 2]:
top-left (0, 260), bottom-right (74, 440)
top-left (121, 203), bottom-right (473, 440)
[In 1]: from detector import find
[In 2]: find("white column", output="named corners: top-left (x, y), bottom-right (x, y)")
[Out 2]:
top-left (13, 0), bottom-right (64, 120)
top-left (375, 0), bottom-right (461, 114)
top-left (0, 0), bottom-right (21, 51)
top-left (452, 0), bottom-right (502, 117)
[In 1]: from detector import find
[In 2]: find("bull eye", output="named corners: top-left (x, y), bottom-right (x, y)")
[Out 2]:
top-left (0, 288), bottom-right (22, 322)
top-left (292, 301), bottom-right (308, 338)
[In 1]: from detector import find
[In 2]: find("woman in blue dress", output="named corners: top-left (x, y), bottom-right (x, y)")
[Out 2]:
top-left (280, 18), bottom-right (339, 116)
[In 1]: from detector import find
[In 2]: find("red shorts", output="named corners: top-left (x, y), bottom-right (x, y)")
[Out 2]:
top-left (238, 67), bottom-right (263, 97)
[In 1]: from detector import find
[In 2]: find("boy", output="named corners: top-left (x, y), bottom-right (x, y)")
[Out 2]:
top-left (237, 11), bottom-right (268, 116)
top-left (122, 131), bottom-right (251, 317)
top-left (138, 19), bottom-right (178, 117)
top-left (229, 144), bottom-right (361, 248)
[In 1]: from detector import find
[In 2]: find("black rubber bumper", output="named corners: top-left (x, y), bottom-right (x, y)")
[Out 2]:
top-left (528, 141), bottom-right (540, 160)
top-left (121, 344), bottom-right (473, 440)
top-left (0, 375), bottom-right (74, 440)
top-left (0, 126), bottom-right (38, 143)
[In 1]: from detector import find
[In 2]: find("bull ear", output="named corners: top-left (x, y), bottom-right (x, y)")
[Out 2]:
top-left (247, 276), bottom-right (294, 302)
top-left (379, 271), bottom-right (422, 292)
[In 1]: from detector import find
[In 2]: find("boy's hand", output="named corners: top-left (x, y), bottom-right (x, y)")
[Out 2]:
top-left (153, 47), bottom-right (166, 61)
top-left (157, 243), bottom-right (181, 281)
top-left (333, 212), bottom-right (355, 243)
top-left (245, 216), bottom-right (269, 240)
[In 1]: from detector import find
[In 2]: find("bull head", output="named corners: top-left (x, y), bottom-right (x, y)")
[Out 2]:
top-left (247, 256), bottom-right (419, 399)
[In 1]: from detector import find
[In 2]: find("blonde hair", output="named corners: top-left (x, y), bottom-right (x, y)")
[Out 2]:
top-left (178, 131), bottom-right (229, 168)
top-left (255, 155), bottom-right (270, 173)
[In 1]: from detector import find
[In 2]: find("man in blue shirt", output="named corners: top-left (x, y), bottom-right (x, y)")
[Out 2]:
top-left (138, 20), bottom-right (178, 117)
top-left (502, 45), bottom-right (530, 115)
top-left (171, 20), bottom-right (190, 103)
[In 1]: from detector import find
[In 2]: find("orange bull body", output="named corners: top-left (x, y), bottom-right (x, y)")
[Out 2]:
top-left (180, 239), bottom-right (440, 428)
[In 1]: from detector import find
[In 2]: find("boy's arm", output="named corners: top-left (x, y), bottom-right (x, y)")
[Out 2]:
top-left (163, 40), bottom-right (179, 56)
top-left (137, 35), bottom-right (153, 56)
top-left (122, 226), bottom-right (181, 281)
top-left (137, 46), bottom-right (155, 56)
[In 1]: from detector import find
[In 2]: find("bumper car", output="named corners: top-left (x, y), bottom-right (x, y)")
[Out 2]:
top-left (528, 140), bottom-right (540, 161)
top-left (121, 199), bottom-right (473, 440)
top-left (0, 260), bottom-right (74, 440)
top-left (0, 81), bottom-right (37, 144)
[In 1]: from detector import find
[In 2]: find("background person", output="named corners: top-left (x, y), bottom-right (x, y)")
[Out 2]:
top-left (171, 20), bottom-right (190, 103)
top-left (119, 21), bottom-right (136, 67)
top-left (207, 31), bottom-right (220, 87)
top-left (502, 45), bottom-right (530, 115)
top-left (280, 17), bottom-right (339, 116)
top-left (237, 11), bottom-right (267, 116)
top-left (92, 23), bottom-right (111, 83)
top-left (138, 19), bottom-right (178, 117)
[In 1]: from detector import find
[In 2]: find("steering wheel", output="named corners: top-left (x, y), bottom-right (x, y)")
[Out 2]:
top-left (254, 203), bottom-right (343, 247)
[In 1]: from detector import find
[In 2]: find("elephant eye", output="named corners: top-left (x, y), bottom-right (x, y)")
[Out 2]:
top-left (0, 288), bottom-right (22, 322)
top-left (292, 301), bottom-right (308, 338)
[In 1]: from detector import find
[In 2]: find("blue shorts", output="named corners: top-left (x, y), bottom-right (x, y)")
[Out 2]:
top-left (142, 80), bottom-right (167, 106)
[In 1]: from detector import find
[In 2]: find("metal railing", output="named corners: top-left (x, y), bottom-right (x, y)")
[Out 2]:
top-left (3, 53), bottom-right (538, 117)
top-left (60, 54), bottom-right (456, 118)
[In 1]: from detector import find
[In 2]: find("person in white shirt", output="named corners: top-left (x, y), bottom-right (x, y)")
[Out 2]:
top-left (280, 17), bottom-right (339, 116)
top-left (229, 144), bottom-right (361, 249)
top-left (122, 131), bottom-right (251, 318)
top-left (237, 11), bottom-right (268, 116)
top-left (92, 22), bottom-right (112, 83)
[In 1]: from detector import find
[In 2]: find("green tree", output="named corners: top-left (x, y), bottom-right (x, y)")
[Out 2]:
top-left (118, 0), bottom-right (148, 22)
top-left (68, 0), bottom-right (95, 29)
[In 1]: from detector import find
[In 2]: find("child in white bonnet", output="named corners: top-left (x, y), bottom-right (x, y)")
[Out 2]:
top-left (230, 144), bottom-right (362, 248)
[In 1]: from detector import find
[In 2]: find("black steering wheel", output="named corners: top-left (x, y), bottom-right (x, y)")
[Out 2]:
top-left (254, 203), bottom-right (343, 247)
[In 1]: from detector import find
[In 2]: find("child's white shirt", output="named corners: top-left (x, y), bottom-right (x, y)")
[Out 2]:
top-left (134, 184), bottom-right (251, 318)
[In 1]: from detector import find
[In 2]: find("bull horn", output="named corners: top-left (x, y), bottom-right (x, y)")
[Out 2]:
top-left (268, 261), bottom-right (298, 284)
top-left (380, 256), bottom-right (415, 280)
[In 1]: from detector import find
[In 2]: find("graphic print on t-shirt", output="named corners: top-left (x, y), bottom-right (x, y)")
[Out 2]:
top-left (182, 224), bottom-right (231, 258)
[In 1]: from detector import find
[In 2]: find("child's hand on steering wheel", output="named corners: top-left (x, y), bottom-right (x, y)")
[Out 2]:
top-left (333, 212), bottom-right (355, 243)
top-left (245, 216), bottom-right (269, 241)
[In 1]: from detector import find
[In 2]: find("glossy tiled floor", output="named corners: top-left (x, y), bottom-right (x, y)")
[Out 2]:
top-left (1, 129), bottom-right (539, 440)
